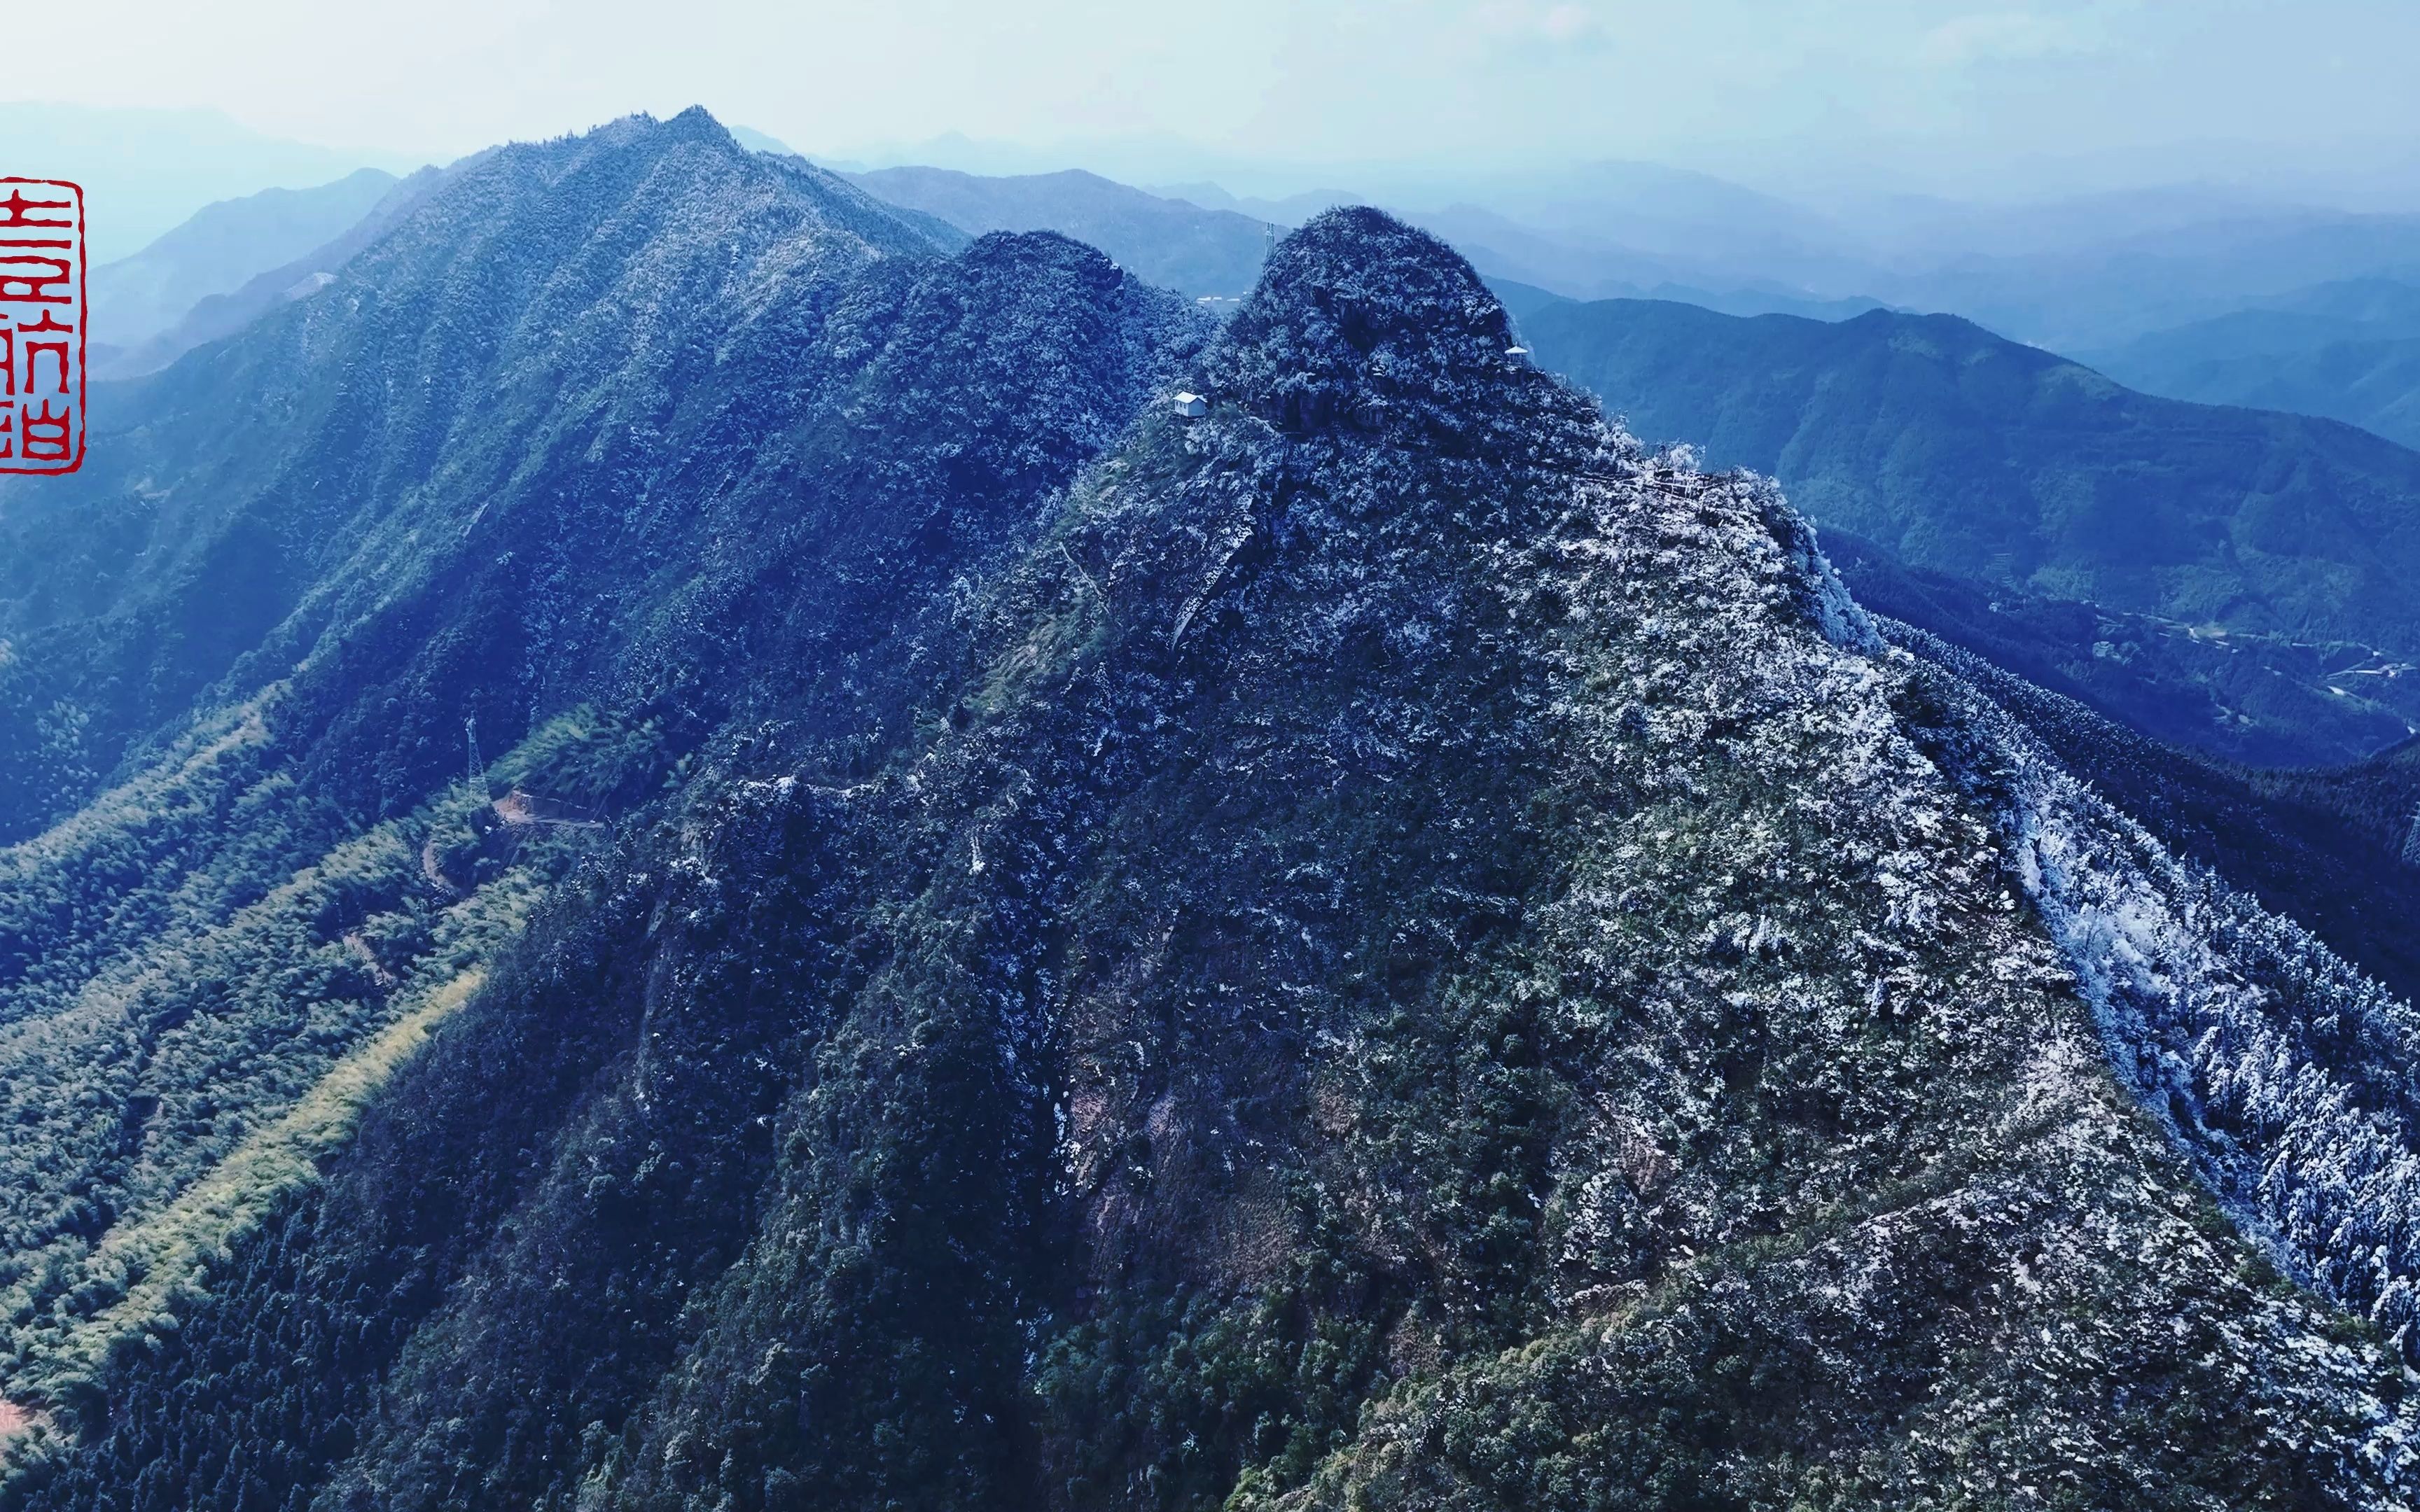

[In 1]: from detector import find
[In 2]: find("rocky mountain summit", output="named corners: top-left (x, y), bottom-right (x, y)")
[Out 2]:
top-left (1, 115), bottom-right (2418, 1511)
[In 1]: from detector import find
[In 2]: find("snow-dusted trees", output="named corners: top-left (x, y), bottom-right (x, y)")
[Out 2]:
top-left (1956, 672), bottom-right (2420, 1354)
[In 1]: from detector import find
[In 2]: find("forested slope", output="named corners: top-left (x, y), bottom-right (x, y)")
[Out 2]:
top-left (1516, 295), bottom-right (2420, 654)
top-left (2, 122), bottom-right (2419, 1512)
top-left (1820, 528), bottom-right (2420, 767)
top-left (0, 106), bottom-right (971, 843)
top-left (0, 110), bottom-right (1209, 1507)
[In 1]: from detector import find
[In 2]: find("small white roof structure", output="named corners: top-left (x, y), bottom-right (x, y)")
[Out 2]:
top-left (1172, 391), bottom-right (1209, 418)
top-left (1505, 344), bottom-right (1529, 356)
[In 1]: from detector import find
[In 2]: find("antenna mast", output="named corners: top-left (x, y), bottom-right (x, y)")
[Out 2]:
top-left (466, 716), bottom-right (485, 791)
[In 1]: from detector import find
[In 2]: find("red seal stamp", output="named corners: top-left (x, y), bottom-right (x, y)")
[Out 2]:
top-left (0, 178), bottom-right (85, 475)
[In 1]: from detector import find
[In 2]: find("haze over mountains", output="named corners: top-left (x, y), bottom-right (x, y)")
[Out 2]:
top-left (2082, 279), bottom-right (2420, 451)
top-left (907, 156), bottom-right (2420, 354)
top-left (2, 104), bottom-right (420, 261)
top-left (88, 170), bottom-right (402, 356)
top-left (85, 101), bottom-right (2420, 443)
top-left (80, 126), bottom-right (2420, 776)
top-left (841, 167), bottom-right (1270, 300)
top-left (820, 148), bottom-right (2420, 454)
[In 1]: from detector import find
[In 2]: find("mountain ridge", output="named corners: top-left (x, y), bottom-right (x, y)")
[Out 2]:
top-left (3, 121), bottom-right (2420, 1511)
top-left (0, 108), bottom-right (963, 839)
top-left (0, 108), bottom-right (1214, 1509)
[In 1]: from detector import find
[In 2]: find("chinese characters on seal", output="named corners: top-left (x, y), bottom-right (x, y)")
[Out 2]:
top-left (1, 179), bottom-right (85, 475)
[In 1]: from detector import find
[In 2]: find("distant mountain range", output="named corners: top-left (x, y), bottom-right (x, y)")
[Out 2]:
top-left (856, 157), bottom-right (2420, 357)
top-left (2103, 335), bottom-right (2420, 454)
top-left (1145, 181), bottom-right (1356, 226)
top-left (1515, 293), bottom-right (2420, 648)
top-left (64, 141), bottom-right (2420, 773)
top-left (1143, 162), bottom-right (2420, 352)
top-left (840, 166), bottom-right (1894, 321)
top-left (2080, 278), bottom-right (2420, 450)
top-left (90, 169), bottom-right (446, 379)
top-left (1407, 204), bottom-right (1886, 318)
top-left (89, 128), bottom-right (2420, 391)
top-left (1410, 160), bottom-right (1888, 312)
top-left (844, 165), bottom-right (1271, 300)
top-left (1509, 290), bottom-right (2420, 764)
top-left (89, 169), bottom-right (401, 354)
top-left (2, 102), bottom-right (417, 261)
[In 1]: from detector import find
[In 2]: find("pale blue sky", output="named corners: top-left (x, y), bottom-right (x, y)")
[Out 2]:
top-left (22, 1), bottom-right (2420, 206)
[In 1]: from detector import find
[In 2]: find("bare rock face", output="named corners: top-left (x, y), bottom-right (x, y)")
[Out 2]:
top-left (4, 150), bottom-right (2419, 1512)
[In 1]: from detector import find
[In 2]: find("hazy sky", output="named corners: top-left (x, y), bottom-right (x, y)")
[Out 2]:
top-left (22, 1), bottom-right (2420, 204)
